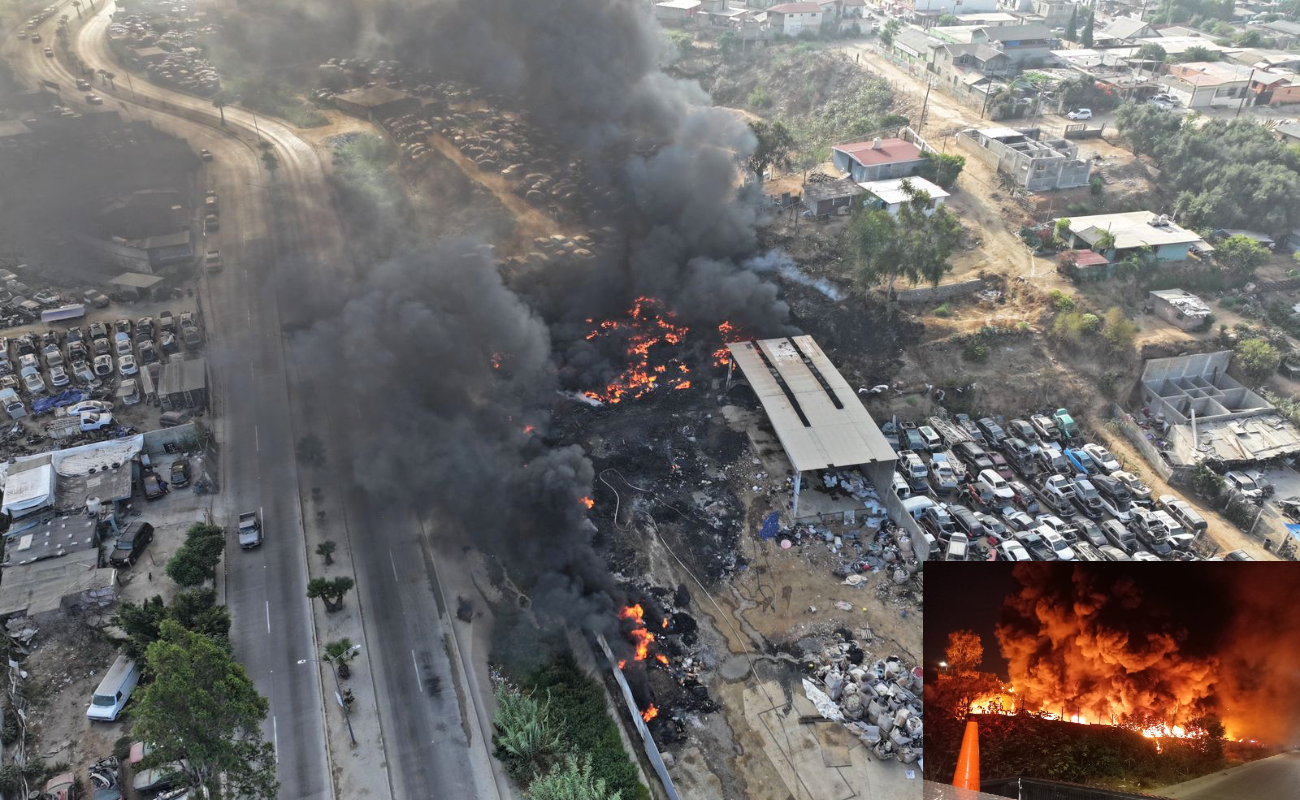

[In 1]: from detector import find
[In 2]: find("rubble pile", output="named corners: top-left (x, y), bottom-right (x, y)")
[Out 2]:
top-left (803, 638), bottom-right (923, 764)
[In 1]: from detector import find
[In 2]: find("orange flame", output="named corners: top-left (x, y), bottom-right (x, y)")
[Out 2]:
top-left (618, 604), bottom-right (657, 662)
top-left (523, 424), bottom-right (535, 434)
top-left (580, 297), bottom-right (692, 403)
top-left (662, 617), bottom-right (669, 629)
top-left (491, 352), bottom-right (504, 369)
top-left (655, 654), bottom-right (669, 665)
top-left (712, 320), bottom-right (746, 367)
top-left (580, 496), bottom-right (595, 509)
top-left (641, 705), bottom-right (659, 722)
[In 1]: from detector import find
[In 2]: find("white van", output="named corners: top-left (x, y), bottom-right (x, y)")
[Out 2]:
top-left (87, 655), bottom-right (140, 721)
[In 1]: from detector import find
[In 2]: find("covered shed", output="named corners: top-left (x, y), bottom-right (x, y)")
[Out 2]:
top-left (109, 272), bottom-right (166, 301)
top-left (0, 544), bottom-right (116, 619)
top-left (158, 358), bottom-right (209, 411)
top-left (802, 177), bottom-right (867, 217)
top-left (333, 86), bottom-right (420, 121)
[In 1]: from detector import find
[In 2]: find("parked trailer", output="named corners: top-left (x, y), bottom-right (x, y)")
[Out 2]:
top-left (40, 303), bottom-right (86, 323)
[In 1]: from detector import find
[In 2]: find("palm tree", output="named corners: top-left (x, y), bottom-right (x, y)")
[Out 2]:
top-left (212, 95), bottom-right (226, 124)
top-left (103, 71), bottom-right (116, 90)
top-left (1093, 228), bottom-right (1117, 256)
top-left (72, 1), bottom-right (82, 19)
top-left (262, 150), bottom-right (280, 181)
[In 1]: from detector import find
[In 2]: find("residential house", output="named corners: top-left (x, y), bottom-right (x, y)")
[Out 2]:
top-left (655, 0), bottom-right (703, 25)
top-left (831, 137), bottom-right (929, 182)
top-left (766, 2), bottom-right (824, 34)
top-left (1262, 19), bottom-right (1300, 48)
top-left (969, 24), bottom-right (1056, 65)
top-left (1029, 0), bottom-right (1078, 28)
top-left (892, 28), bottom-right (945, 65)
top-left (858, 176), bottom-right (951, 215)
top-left (1160, 62), bottom-right (1254, 108)
top-left (1229, 49), bottom-right (1300, 72)
top-left (934, 41), bottom-right (1015, 82)
top-left (841, 0), bottom-right (868, 17)
top-left (1148, 289), bottom-right (1213, 332)
top-left (903, 0), bottom-right (998, 17)
top-left (956, 127), bottom-right (1092, 190)
top-left (1063, 211), bottom-right (1210, 262)
top-left (1249, 72), bottom-right (1300, 106)
top-left (1094, 16), bottom-right (1159, 47)
top-left (802, 178), bottom-right (868, 216)
top-left (1276, 120), bottom-right (1300, 145)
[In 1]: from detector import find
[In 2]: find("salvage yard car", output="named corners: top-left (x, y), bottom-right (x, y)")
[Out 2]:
top-left (109, 522), bottom-right (155, 567)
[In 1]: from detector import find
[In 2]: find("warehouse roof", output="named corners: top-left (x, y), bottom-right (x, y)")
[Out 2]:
top-left (158, 357), bottom-right (207, 396)
top-left (728, 336), bottom-right (895, 473)
top-left (110, 272), bottom-right (165, 289)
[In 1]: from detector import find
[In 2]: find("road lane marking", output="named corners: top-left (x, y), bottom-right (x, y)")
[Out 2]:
top-left (272, 716), bottom-right (278, 762)
top-left (412, 650), bottom-right (423, 692)
top-left (390, 549), bottom-right (399, 582)
top-left (265, 601), bottom-right (271, 634)
top-left (255, 425), bottom-right (259, 452)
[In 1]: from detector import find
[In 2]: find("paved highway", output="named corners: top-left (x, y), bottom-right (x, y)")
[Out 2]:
top-left (2, 7), bottom-right (333, 799)
top-left (4, 3), bottom-right (502, 798)
top-left (1160, 751), bottom-right (1300, 799)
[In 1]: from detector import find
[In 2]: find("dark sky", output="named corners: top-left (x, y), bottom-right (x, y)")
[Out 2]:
top-left (924, 563), bottom-right (1249, 678)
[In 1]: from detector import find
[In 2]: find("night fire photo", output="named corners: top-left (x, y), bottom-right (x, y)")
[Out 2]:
top-left (923, 562), bottom-right (1300, 799)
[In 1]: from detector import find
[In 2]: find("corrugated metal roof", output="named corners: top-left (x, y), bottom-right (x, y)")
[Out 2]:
top-left (728, 336), bottom-right (895, 473)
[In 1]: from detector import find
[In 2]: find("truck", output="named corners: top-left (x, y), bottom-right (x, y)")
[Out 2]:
top-left (238, 510), bottom-right (263, 549)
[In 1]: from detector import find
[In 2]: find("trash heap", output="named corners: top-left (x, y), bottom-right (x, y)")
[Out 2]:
top-left (803, 640), bottom-right (923, 764)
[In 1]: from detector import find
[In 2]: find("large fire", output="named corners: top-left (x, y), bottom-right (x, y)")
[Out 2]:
top-left (615, 603), bottom-right (670, 670)
top-left (641, 705), bottom-right (659, 722)
top-left (711, 320), bottom-right (747, 367)
top-left (968, 687), bottom-right (1210, 740)
top-left (582, 298), bottom-right (691, 403)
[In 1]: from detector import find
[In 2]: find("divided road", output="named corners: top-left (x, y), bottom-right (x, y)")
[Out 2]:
top-left (1160, 751), bottom-right (1300, 800)
top-left (4, 3), bottom-right (501, 799)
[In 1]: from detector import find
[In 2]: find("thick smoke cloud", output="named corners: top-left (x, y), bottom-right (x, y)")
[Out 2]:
top-left (316, 240), bottom-right (617, 632)
top-left (996, 565), bottom-right (1219, 728)
top-left (1214, 567), bottom-right (1300, 744)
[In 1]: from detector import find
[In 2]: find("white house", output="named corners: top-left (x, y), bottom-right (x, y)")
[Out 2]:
top-left (858, 177), bottom-right (950, 216)
top-left (766, 2), bottom-right (824, 35)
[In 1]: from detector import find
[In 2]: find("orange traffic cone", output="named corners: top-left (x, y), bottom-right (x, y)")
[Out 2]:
top-left (952, 719), bottom-right (980, 790)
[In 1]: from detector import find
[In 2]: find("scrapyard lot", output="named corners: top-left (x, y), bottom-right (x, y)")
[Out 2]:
top-left (887, 407), bottom-right (1237, 563)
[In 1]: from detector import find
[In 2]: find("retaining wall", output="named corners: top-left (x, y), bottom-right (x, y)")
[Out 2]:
top-left (896, 279), bottom-right (984, 304)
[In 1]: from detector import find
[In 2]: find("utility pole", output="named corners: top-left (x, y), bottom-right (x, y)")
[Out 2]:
top-left (919, 78), bottom-right (933, 134)
top-left (1236, 68), bottom-right (1256, 118)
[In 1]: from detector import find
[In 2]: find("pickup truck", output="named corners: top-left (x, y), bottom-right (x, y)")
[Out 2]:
top-left (238, 510), bottom-right (263, 549)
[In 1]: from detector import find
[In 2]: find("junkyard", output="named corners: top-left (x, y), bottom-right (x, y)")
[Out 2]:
top-left (3, 0), bottom-right (1300, 800)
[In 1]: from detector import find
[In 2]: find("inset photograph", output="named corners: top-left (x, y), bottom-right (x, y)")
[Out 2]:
top-left (923, 562), bottom-right (1300, 800)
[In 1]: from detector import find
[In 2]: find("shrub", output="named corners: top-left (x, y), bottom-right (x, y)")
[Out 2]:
top-left (1101, 307), bottom-right (1138, 353)
top-left (1066, 202), bottom-right (1091, 215)
top-left (1234, 337), bottom-right (1281, 385)
top-left (746, 86), bottom-right (772, 109)
top-left (1049, 290), bottom-right (1076, 311)
top-left (493, 684), bottom-right (563, 785)
top-left (963, 339), bottom-right (990, 362)
top-left (1190, 463), bottom-right (1225, 500)
top-left (933, 303), bottom-right (952, 318)
top-left (1089, 176), bottom-right (1104, 196)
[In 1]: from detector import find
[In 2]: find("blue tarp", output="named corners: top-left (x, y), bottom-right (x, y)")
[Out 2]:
top-left (1286, 523), bottom-right (1300, 543)
top-left (31, 389), bottom-right (86, 415)
top-left (758, 512), bottom-right (780, 540)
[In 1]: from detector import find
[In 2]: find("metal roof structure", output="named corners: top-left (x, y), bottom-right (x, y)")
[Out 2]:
top-left (727, 336), bottom-right (895, 473)
top-left (158, 357), bottom-right (207, 396)
top-left (109, 272), bottom-right (165, 289)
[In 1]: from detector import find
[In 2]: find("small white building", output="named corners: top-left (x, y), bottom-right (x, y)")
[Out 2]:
top-left (857, 176), bottom-right (950, 216)
top-left (655, 0), bottom-right (702, 24)
top-left (766, 2), bottom-right (824, 35)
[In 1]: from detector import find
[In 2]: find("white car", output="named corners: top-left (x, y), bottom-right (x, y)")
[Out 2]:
top-left (93, 354), bottom-right (114, 376)
top-left (79, 411), bottom-right (113, 431)
top-left (1099, 545), bottom-right (1132, 561)
top-left (72, 361), bottom-right (95, 382)
top-left (1224, 471), bottom-right (1263, 501)
top-left (1037, 515), bottom-right (1076, 541)
top-left (118, 354), bottom-right (138, 376)
top-left (114, 334), bottom-right (132, 356)
top-left (929, 452), bottom-right (959, 493)
top-left (67, 400), bottom-right (112, 416)
top-left (1082, 443), bottom-right (1120, 473)
top-left (998, 540), bottom-right (1033, 562)
top-left (1003, 509), bottom-right (1036, 532)
top-left (1132, 551), bottom-right (1162, 561)
top-left (977, 468), bottom-right (1015, 503)
top-left (1042, 530), bottom-right (1076, 561)
top-left (21, 368), bottom-right (45, 394)
top-left (1066, 108), bottom-right (1093, 120)
top-left (48, 364), bottom-right (68, 387)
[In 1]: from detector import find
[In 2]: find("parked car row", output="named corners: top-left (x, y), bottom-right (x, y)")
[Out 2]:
top-left (0, 311), bottom-right (202, 399)
top-left (889, 409), bottom-right (1215, 562)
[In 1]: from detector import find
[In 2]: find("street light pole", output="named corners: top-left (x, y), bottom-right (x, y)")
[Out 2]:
top-left (298, 645), bottom-right (361, 747)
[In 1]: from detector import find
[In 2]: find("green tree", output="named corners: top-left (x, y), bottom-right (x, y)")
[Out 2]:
top-left (1092, 227), bottom-right (1117, 255)
top-left (1137, 41), bottom-right (1167, 64)
top-left (850, 180), bottom-right (961, 294)
top-left (165, 523), bottom-right (224, 587)
top-left (1190, 462), bottom-right (1226, 499)
top-left (113, 590), bottom-right (231, 660)
top-left (916, 151), bottom-right (966, 189)
top-left (1081, 11), bottom-right (1094, 48)
top-left (1234, 29), bottom-right (1263, 47)
top-left (212, 92), bottom-right (229, 124)
top-left (323, 637), bottom-right (359, 678)
top-left (1214, 234), bottom-right (1269, 281)
top-left (1175, 45), bottom-right (1220, 62)
top-left (936, 13), bottom-right (959, 25)
top-left (1065, 5), bottom-right (1078, 41)
top-left (315, 540), bottom-right (337, 566)
top-left (745, 120), bottom-right (795, 186)
top-left (880, 19), bottom-right (900, 47)
top-left (307, 576), bottom-right (355, 612)
top-left (494, 684), bottom-right (564, 784)
top-left (527, 754), bottom-right (622, 800)
top-left (133, 621), bottom-right (278, 799)
top-left (1114, 101), bottom-right (1184, 157)
top-left (262, 149), bottom-right (280, 181)
top-left (1235, 337), bottom-right (1281, 384)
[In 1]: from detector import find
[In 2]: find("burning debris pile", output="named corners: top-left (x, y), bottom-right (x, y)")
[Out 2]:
top-left (579, 297), bottom-right (693, 404)
top-left (802, 634), bottom-right (923, 763)
top-left (613, 588), bottom-right (717, 742)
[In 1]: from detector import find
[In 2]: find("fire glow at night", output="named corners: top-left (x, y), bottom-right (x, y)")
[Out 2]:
top-left (926, 562), bottom-right (1300, 789)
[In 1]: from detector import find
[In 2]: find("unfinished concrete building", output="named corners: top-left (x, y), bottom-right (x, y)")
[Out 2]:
top-left (1139, 351), bottom-right (1300, 468)
top-left (956, 126), bottom-right (1092, 191)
